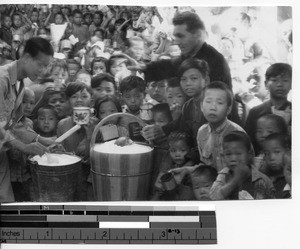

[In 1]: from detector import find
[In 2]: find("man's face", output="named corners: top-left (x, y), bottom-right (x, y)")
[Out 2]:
top-left (173, 24), bottom-right (201, 56)
top-left (25, 52), bottom-right (52, 81)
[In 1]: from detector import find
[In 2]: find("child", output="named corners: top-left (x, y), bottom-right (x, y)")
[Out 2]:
top-left (253, 114), bottom-right (289, 170)
top-left (76, 69), bottom-right (92, 86)
top-left (126, 36), bottom-right (146, 63)
top-left (94, 95), bottom-right (129, 140)
top-left (152, 103), bottom-right (173, 127)
top-left (152, 131), bottom-right (194, 200)
top-left (107, 54), bottom-right (132, 86)
top-left (66, 59), bottom-right (81, 83)
top-left (91, 56), bottom-right (108, 76)
top-left (146, 80), bottom-right (167, 105)
top-left (57, 81), bottom-right (98, 201)
top-left (70, 9), bottom-right (89, 53)
top-left (49, 59), bottom-right (69, 85)
top-left (11, 12), bottom-right (32, 42)
top-left (198, 81), bottom-right (245, 172)
top-left (34, 105), bottom-right (58, 137)
top-left (0, 15), bottom-right (13, 46)
top-left (190, 165), bottom-right (218, 200)
top-left (166, 77), bottom-right (187, 120)
top-left (33, 85), bottom-right (70, 121)
top-left (91, 73), bottom-right (116, 100)
top-left (119, 75), bottom-right (146, 118)
top-left (210, 131), bottom-right (275, 200)
top-left (89, 11), bottom-right (104, 36)
top-left (260, 133), bottom-right (291, 198)
top-left (245, 63), bottom-right (292, 152)
top-left (22, 87), bottom-right (35, 121)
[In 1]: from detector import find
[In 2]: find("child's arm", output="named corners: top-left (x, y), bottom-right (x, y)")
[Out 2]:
top-left (43, 9), bottom-right (52, 27)
top-left (210, 166), bottom-right (250, 200)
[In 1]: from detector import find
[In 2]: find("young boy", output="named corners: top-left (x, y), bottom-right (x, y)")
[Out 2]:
top-left (152, 131), bottom-right (194, 200)
top-left (91, 73), bottom-right (116, 100)
top-left (119, 75), bottom-right (146, 118)
top-left (261, 133), bottom-right (291, 198)
top-left (66, 59), bottom-right (81, 83)
top-left (34, 105), bottom-right (58, 137)
top-left (190, 165), bottom-right (218, 200)
top-left (152, 103), bottom-right (173, 128)
top-left (166, 77), bottom-right (187, 120)
top-left (126, 36), bottom-right (146, 63)
top-left (198, 81), bottom-right (245, 172)
top-left (245, 63), bottom-right (292, 152)
top-left (146, 80), bottom-right (167, 105)
top-left (210, 131), bottom-right (275, 200)
top-left (0, 15), bottom-right (13, 46)
top-left (70, 9), bottom-right (89, 53)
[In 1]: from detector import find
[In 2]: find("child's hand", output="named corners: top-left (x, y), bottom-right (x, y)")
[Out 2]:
top-left (169, 166), bottom-right (195, 185)
top-left (141, 124), bottom-right (165, 141)
top-left (232, 164), bottom-right (251, 185)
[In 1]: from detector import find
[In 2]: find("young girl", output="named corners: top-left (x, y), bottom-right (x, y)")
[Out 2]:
top-left (94, 95), bottom-right (129, 141)
top-left (57, 81), bottom-right (98, 201)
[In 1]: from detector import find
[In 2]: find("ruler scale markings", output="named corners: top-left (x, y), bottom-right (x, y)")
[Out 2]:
top-left (0, 205), bottom-right (216, 244)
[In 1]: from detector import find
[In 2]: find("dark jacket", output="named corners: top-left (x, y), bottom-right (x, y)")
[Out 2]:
top-left (145, 42), bottom-right (232, 88)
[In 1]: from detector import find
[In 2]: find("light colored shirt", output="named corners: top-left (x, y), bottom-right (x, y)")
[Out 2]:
top-left (197, 118), bottom-right (245, 172)
top-left (209, 166), bottom-right (275, 200)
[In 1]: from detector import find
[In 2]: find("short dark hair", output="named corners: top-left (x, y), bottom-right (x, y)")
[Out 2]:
top-left (23, 37), bottom-right (54, 58)
top-left (223, 131), bottom-right (252, 152)
top-left (119, 75), bottom-right (146, 94)
top-left (66, 58), bottom-right (81, 69)
top-left (265, 63), bottom-right (292, 81)
top-left (264, 133), bottom-right (290, 150)
top-left (168, 131), bottom-right (192, 148)
top-left (94, 95), bottom-right (122, 119)
top-left (93, 27), bottom-right (105, 37)
top-left (72, 9), bottom-right (83, 17)
top-left (37, 105), bottom-right (58, 119)
top-left (257, 114), bottom-right (289, 136)
top-left (152, 103), bottom-right (173, 123)
top-left (54, 12), bottom-right (64, 19)
top-left (94, 11), bottom-right (104, 19)
top-left (167, 77), bottom-right (181, 88)
top-left (91, 73), bottom-right (115, 89)
top-left (91, 57), bottom-right (108, 74)
top-left (65, 81), bottom-right (93, 98)
top-left (201, 81), bottom-right (233, 107)
top-left (191, 165), bottom-right (218, 183)
top-left (178, 58), bottom-right (210, 78)
top-left (172, 11), bottom-right (205, 33)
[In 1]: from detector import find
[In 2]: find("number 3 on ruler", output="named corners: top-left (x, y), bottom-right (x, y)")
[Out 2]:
top-left (161, 231), bottom-right (166, 238)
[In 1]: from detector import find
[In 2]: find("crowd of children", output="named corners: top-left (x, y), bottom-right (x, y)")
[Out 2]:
top-left (0, 5), bottom-right (292, 201)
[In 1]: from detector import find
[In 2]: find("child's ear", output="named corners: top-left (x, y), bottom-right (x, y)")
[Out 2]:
top-left (226, 104), bottom-right (232, 116)
top-left (205, 75), bottom-right (210, 86)
top-left (200, 101), bottom-right (204, 113)
top-left (264, 80), bottom-right (269, 90)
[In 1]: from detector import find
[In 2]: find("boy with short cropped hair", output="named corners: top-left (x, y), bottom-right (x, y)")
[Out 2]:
top-left (119, 75), bottom-right (146, 118)
top-left (190, 165), bottom-right (218, 200)
top-left (245, 63), bottom-right (292, 154)
top-left (210, 131), bottom-right (275, 200)
top-left (91, 73), bottom-right (116, 100)
top-left (152, 103), bottom-right (173, 128)
top-left (198, 81), bottom-right (245, 172)
top-left (261, 133), bottom-right (291, 198)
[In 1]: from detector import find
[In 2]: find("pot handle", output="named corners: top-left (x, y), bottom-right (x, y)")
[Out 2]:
top-left (90, 112), bottom-right (152, 148)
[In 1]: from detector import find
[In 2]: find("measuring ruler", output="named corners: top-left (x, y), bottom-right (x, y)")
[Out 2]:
top-left (0, 204), bottom-right (217, 244)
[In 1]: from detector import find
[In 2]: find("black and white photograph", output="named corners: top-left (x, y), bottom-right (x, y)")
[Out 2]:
top-left (0, 3), bottom-right (293, 203)
top-left (0, 1), bottom-right (299, 248)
